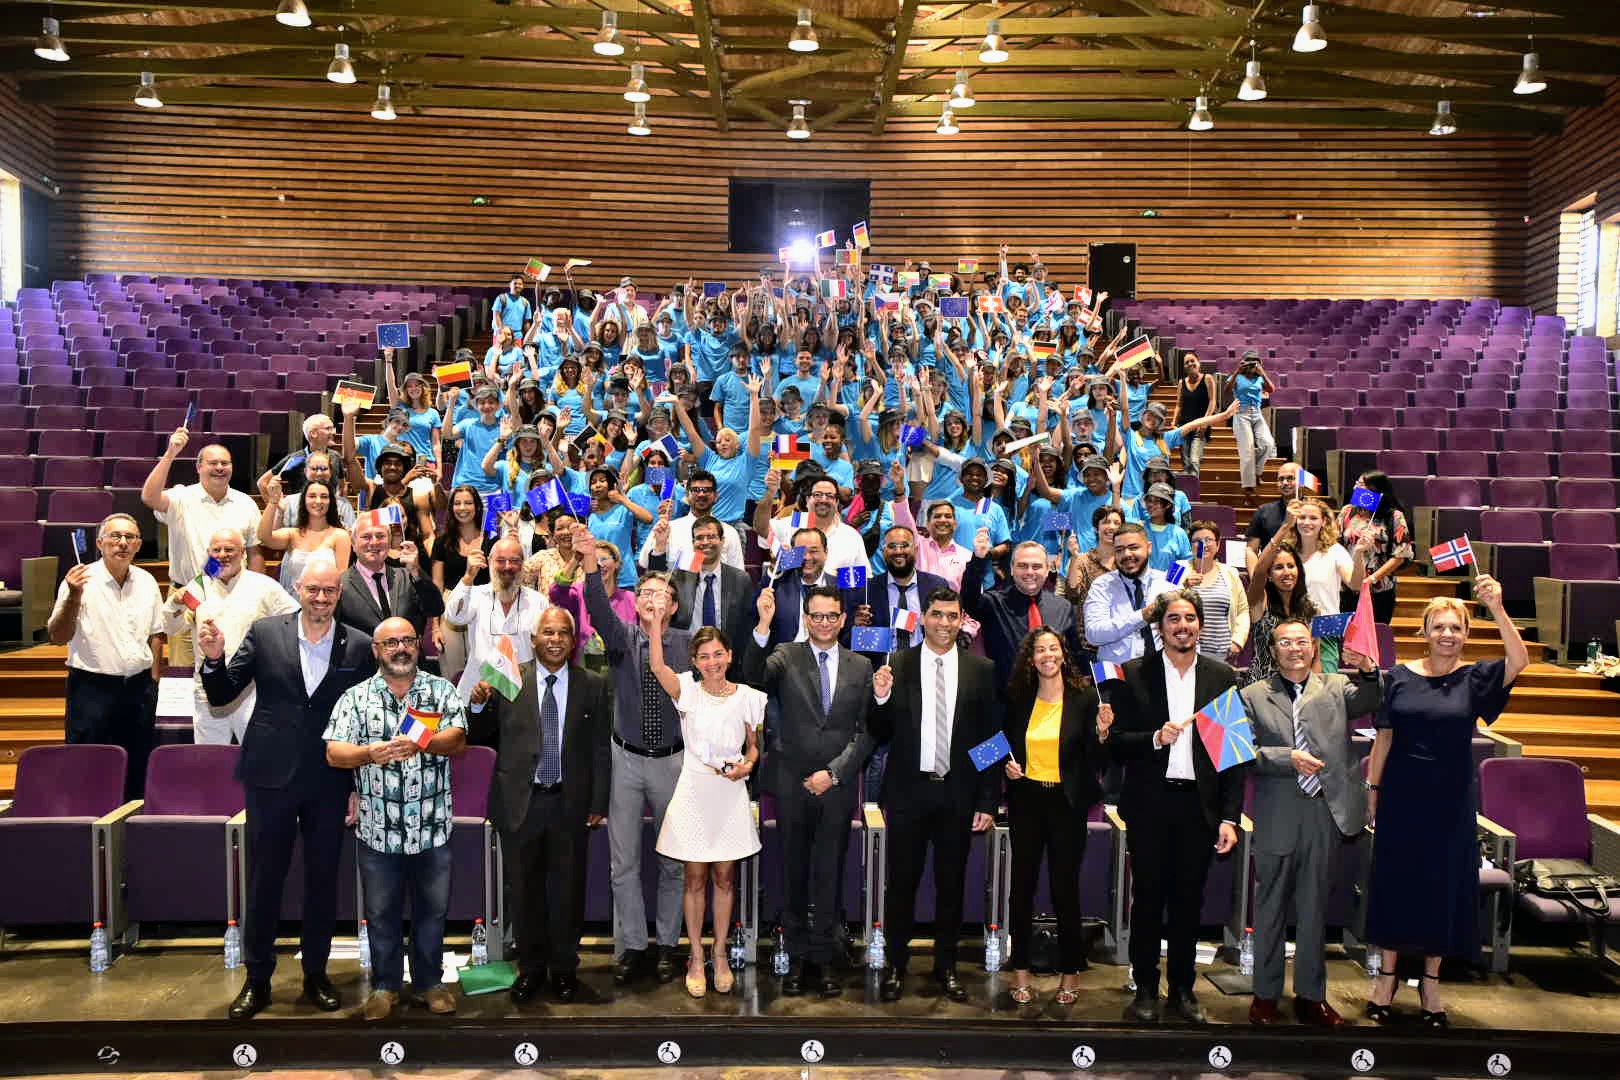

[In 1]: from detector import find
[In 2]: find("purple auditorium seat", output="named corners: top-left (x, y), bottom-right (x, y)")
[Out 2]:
top-left (1402, 406), bottom-right (1448, 431)
top-left (1424, 477), bottom-right (1483, 508)
top-left (1377, 450), bottom-right (1430, 477)
top-left (284, 372), bottom-right (327, 393)
top-left (1496, 451), bottom-right (1552, 478)
top-left (1559, 453), bottom-right (1616, 479)
top-left (107, 459), bottom-right (155, 488)
top-left (0, 745), bottom-right (130, 926)
top-left (40, 458), bottom-right (108, 488)
top-left (1552, 511), bottom-right (1617, 545)
top-left (1317, 387), bottom-right (1358, 409)
top-left (1490, 478), bottom-right (1549, 509)
top-left (1471, 373), bottom-right (1512, 393)
top-left (32, 404), bottom-right (90, 430)
top-left (132, 368), bottom-right (181, 390)
top-left (1535, 544), bottom-right (1620, 659)
top-left (1481, 510), bottom-right (1544, 543)
top-left (1515, 390), bottom-right (1561, 412)
top-left (1444, 429), bottom-right (1496, 452)
top-left (1436, 450), bottom-right (1491, 478)
top-left (1509, 408), bottom-right (1558, 431)
top-left (0, 431), bottom-right (28, 457)
top-left (1501, 429), bottom-right (1555, 452)
top-left (101, 430), bottom-right (163, 458)
top-left (1563, 409), bottom-right (1613, 430)
top-left (1336, 429), bottom-right (1385, 452)
top-left (1455, 407), bottom-right (1505, 429)
top-left (1268, 388), bottom-right (1311, 408)
top-left (209, 409), bottom-right (261, 435)
top-left (232, 370), bottom-right (279, 391)
top-left (1414, 389), bottom-right (1460, 409)
top-left (138, 387), bottom-right (190, 410)
top-left (28, 385), bottom-right (83, 408)
top-left (1389, 429), bottom-right (1440, 452)
top-left (35, 430), bottom-right (96, 458)
top-left (1364, 387), bottom-right (1408, 409)
top-left (446, 746), bottom-right (498, 924)
top-left (46, 489), bottom-right (114, 525)
top-left (124, 351), bottom-right (169, 371)
top-left (1556, 480), bottom-right (1617, 510)
top-left (123, 745), bottom-right (245, 929)
top-left (1559, 430), bottom-right (1614, 453)
top-left (182, 369), bottom-right (229, 389)
top-left (27, 365), bottom-right (76, 387)
top-left (0, 489), bottom-right (37, 522)
top-left (249, 389), bottom-right (298, 413)
top-left (77, 349), bottom-right (122, 371)
top-left (91, 406), bottom-right (149, 431)
top-left (1517, 371), bottom-right (1559, 391)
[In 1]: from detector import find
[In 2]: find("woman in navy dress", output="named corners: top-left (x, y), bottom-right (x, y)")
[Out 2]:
top-left (1364, 574), bottom-right (1527, 1027)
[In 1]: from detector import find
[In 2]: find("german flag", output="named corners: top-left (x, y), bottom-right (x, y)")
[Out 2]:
top-left (1116, 336), bottom-right (1155, 369)
top-left (432, 360), bottom-right (473, 385)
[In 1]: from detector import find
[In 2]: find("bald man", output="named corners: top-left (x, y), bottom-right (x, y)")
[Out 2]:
top-left (443, 535), bottom-right (549, 702)
top-left (200, 558), bottom-right (377, 1021)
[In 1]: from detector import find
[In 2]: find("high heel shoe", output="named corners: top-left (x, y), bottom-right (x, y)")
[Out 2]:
top-left (1053, 980), bottom-right (1080, 1007)
top-left (711, 943), bottom-right (734, 994)
top-left (1009, 975), bottom-right (1035, 1006)
top-left (684, 960), bottom-right (707, 999)
top-left (1364, 972), bottom-right (1399, 1022)
top-left (1419, 973), bottom-right (1448, 1028)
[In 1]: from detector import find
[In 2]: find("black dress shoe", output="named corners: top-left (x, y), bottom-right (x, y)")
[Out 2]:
top-left (614, 948), bottom-right (645, 986)
top-left (1126, 988), bottom-right (1161, 1022)
top-left (302, 974), bottom-right (341, 1012)
top-left (1166, 988), bottom-right (1208, 1024)
top-left (935, 969), bottom-right (968, 1002)
top-left (655, 946), bottom-right (679, 985)
top-left (818, 969), bottom-right (843, 998)
top-left (551, 973), bottom-right (578, 1003)
top-left (228, 980), bottom-right (271, 1021)
top-left (879, 966), bottom-right (904, 1002)
top-left (509, 972), bottom-right (545, 1004)
top-left (781, 959), bottom-right (806, 997)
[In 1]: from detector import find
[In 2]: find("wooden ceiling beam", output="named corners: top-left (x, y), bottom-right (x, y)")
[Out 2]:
top-left (900, 47), bottom-right (1224, 69)
top-left (689, 0), bottom-right (727, 132)
top-left (1266, 41), bottom-right (1620, 79)
top-left (810, 96), bottom-right (875, 133)
top-left (871, 0), bottom-right (919, 136)
top-left (727, 48), bottom-right (879, 99)
top-left (749, 0), bottom-right (885, 49)
top-left (912, 15), bottom-right (1246, 38)
top-left (1252, 13), bottom-right (1620, 40)
top-left (38, 82), bottom-right (717, 114)
top-left (24, 0), bottom-right (696, 34)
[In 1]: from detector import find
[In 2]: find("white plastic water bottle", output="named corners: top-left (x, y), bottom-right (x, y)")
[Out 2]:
top-left (470, 918), bottom-right (488, 966)
top-left (1365, 946), bottom-right (1381, 978)
top-left (358, 919), bottom-right (372, 972)
top-left (223, 920), bottom-right (241, 970)
top-left (1239, 928), bottom-right (1254, 977)
top-left (984, 924), bottom-right (1002, 973)
top-left (728, 922), bottom-right (748, 969)
top-left (89, 922), bottom-right (110, 973)
top-left (866, 922), bottom-right (887, 969)
top-left (772, 925), bottom-right (791, 976)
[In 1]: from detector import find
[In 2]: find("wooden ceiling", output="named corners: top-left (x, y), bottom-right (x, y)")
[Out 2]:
top-left (4, 1), bottom-right (1619, 136)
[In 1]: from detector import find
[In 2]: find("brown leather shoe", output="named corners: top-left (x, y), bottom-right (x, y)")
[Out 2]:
top-left (362, 990), bottom-right (398, 1022)
top-left (1294, 997), bottom-right (1348, 1027)
top-left (421, 987), bottom-right (457, 1015)
top-left (1249, 997), bottom-right (1282, 1025)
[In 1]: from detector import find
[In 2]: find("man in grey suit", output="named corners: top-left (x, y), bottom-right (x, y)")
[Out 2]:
top-left (742, 584), bottom-right (876, 998)
top-left (1240, 616), bottom-right (1381, 1027)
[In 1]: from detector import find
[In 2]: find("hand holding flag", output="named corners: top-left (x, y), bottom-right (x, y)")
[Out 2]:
top-left (1193, 688), bottom-right (1257, 772)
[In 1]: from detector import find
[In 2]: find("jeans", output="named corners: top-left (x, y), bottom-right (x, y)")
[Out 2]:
top-left (358, 842), bottom-right (453, 994)
top-left (1180, 431), bottom-right (1207, 476)
top-left (1231, 406), bottom-right (1277, 489)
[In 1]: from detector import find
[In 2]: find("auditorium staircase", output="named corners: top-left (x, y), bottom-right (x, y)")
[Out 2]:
top-left (2, 384), bottom-right (1618, 821)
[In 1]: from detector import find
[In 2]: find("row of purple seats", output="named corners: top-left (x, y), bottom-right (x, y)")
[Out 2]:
top-left (1409, 476), bottom-right (1615, 511)
top-left (1335, 426), bottom-right (1616, 454)
top-left (0, 430), bottom-right (166, 458)
top-left (1272, 387), bottom-right (1615, 412)
top-left (1289, 404), bottom-right (1614, 431)
top-left (1374, 449), bottom-right (1616, 480)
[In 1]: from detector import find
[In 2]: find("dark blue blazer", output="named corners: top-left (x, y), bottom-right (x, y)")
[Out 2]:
top-left (843, 569), bottom-right (949, 660)
top-left (758, 569), bottom-right (849, 651)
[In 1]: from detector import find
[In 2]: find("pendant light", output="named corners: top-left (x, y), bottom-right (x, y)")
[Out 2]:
top-left (936, 107), bottom-right (960, 136)
top-left (134, 72), bottom-right (162, 109)
top-left (275, 0), bottom-right (311, 29)
top-left (978, 19), bottom-right (1008, 64)
top-left (594, 11), bottom-right (624, 57)
top-left (628, 102), bottom-right (651, 137)
top-left (786, 101), bottom-right (811, 140)
top-left (35, 17), bottom-right (69, 62)
top-left (1429, 99), bottom-right (1457, 136)
top-left (1237, 41), bottom-right (1267, 101)
top-left (624, 61), bottom-right (650, 103)
top-left (1188, 95), bottom-right (1213, 131)
top-left (1514, 40), bottom-right (1546, 95)
top-left (949, 69), bottom-right (976, 109)
top-left (1293, 4), bottom-right (1326, 53)
top-left (788, 8), bottom-right (818, 53)
top-left (326, 42), bottom-right (356, 84)
top-left (371, 84), bottom-right (396, 120)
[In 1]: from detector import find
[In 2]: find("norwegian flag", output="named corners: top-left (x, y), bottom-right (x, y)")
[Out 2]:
top-left (1429, 536), bottom-right (1476, 573)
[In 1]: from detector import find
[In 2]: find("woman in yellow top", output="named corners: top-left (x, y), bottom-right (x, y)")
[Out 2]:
top-left (1001, 627), bottom-right (1111, 1006)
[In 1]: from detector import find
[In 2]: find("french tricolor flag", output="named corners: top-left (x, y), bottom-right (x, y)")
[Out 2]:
top-left (359, 504), bottom-right (404, 530)
top-left (672, 550), bottom-right (705, 573)
top-left (893, 609), bottom-right (920, 635)
top-left (773, 434), bottom-right (802, 455)
top-left (1295, 467), bottom-right (1322, 492)
top-left (1090, 661), bottom-right (1125, 683)
top-left (398, 707), bottom-right (440, 750)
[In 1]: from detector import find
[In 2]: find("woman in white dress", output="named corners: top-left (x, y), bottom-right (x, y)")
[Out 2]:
top-left (648, 620), bottom-right (764, 999)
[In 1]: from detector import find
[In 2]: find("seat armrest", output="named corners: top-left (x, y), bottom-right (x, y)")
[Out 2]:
top-left (1589, 814), bottom-right (1620, 878)
top-left (0, 800), bottom-right (11, 816)
top-left (95, 800), bottom-right (144, 827)
top-left (864, 801), bottom-right (886, 831)
top-left (1477, 813), bottom-right (1516, 870)
top-left (94, 799), bottom-right (144, 938)
top-left (1479, 728), bottom-right (1523, 757)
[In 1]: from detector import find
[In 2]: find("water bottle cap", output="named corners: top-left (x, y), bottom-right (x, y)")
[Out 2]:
top-left (989, 923), bottom-right (998, 930)
top-left (93, 921), bottom-right (103, 928)
top-left (474, 917), bottom-right (484, 924)
top-left (228, 919), bottom-right (237, 926)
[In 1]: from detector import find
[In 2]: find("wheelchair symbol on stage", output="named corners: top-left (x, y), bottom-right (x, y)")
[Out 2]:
top-left (379, 1041), bottom-right (405, 1066)
top-left (231, 1043), bottom-right (258, 1068)
top-left (1071, 1045), bottom-right (1096, 1069)
top-left (1351, 1048), bottom-right (1375, 1072)
top-left (656, 1040), bottom-right (682, 1064)
top-left (513, 1042), bottom-right (540, 1066)
top-left (1207, 1044), bottom-right (1233, 1070)
top-left (800, 1039), bottom-right (825, 1063)
top-left (1487, 1052), bottom-right (1513, 1077)
top-left (95, 1047), bottom-right (120, 1067)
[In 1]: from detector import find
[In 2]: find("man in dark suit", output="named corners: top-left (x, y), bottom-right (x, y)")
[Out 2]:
top-left (1108, 588), bottom-right (1248, 1024)
top-left (198, 558), bottom-right (377, 1021)
top-left (960, 535), bottom-right (1081, 685)
top-left (847, 525), bottom-right (948, 659)
top-left (869, 586), bottom-right (1001, 1002)
top-left (488, 606), bottom-right (612, 1004)
top-left (742, 584), bottom-right (875, 998)
top-left (755, 526), bottom-right (843, 649)
top-left (647, 513), bottom-right (753, 677)
top-left (335, 517), bottom-right (444, 638)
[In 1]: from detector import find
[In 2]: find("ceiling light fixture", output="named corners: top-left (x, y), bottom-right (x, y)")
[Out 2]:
top-left (134, 71), bottom-right (162, 109)
top-left (787, 100), bottom-right (811, 140)
top-left (788, 8), bottom-right (818, 53)
top-left (594, 10), bottom-right (624, 56)
top-left (1429, 99), bottom-right (1457, 136)
top-left (978, 19), bottom-right (1008, 64)
top-left (1514, 40), bottom-right (1546, 95)
top-left (936, 107), bottom-right (960, 135)
top-left (1238, 41), bottom-right (1267, 101)
top-left (949, 69), bottom-right (976, 109)
top-left (628, 101), bottom-right (651, 136)
top-left (371, 83), bottom-right (396, 120)
top-left (274, 0), bottom-right (311, 29)
top-left (1293, 4), bottom-right (1327, 53)
top-left (1188, 95), bottom-right (1213, 131)
top-left (326, 41), bottom-right (355, 84)
top-left (624, 61), bottom-right (650, 103)
top-left (35, 16), bottom-right (69, 62)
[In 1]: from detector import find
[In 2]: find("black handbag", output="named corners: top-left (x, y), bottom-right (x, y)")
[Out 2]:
top-left (1513, 857), bottom-right (1618, 921)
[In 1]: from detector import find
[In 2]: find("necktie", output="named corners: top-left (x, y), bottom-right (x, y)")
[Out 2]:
top-left (537, 673), bottom-right (562, 785)
top-left (1289, 680), bottom-right (1322, 797)
top-left (372, 571), bottom-right (389, 617)
top-left (818, 650), bottom-right (832, 716)
top-left (640, 639), bottom-right (664, 748)
top-left (701, 573), bottom-right (718, 628)
top-left (1026, 592), bottom-right (1042, 631)
top-left (933, 656), bottom-right (950, 776)
top-left (1128, 576), bottom-right (1155, 655)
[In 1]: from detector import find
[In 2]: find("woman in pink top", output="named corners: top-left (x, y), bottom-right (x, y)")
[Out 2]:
top-left (546, 539), bottom-right (637, 665)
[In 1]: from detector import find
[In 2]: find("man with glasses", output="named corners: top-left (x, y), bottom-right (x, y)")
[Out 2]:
top-left (49, 513), bottom-right (167, 799)
top-left (637, 469), bottom-right (744, 572)
top-left (199, 557), bottom-right (378, 1020)
top-left (324, 616), bottom-right (469, 1022)
top-left (444, 535), bottom-right (547, 702)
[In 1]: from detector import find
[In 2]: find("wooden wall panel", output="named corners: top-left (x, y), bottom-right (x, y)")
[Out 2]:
top-left (48, 103), bottom-right (1534, 300)
top-left (1525, 80), bottom-right (1620, 319)
top-left (0, 76), bottom-right (57, 197)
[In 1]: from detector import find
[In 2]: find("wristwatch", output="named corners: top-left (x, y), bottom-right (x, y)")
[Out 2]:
top-left (826, 772), bottom-right (840, 787)
top-left (1364, 781), bottom-right (1379, 791)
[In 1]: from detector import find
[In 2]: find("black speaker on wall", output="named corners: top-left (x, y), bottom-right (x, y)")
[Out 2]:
top-left (1089, 242), bottom-right (1137, 300)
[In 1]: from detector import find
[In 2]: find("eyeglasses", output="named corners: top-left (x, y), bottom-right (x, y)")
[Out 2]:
top-left (101, 532), bottom-right (140, 543)
top-left (300, 586), bottom-right (340, 598)
top-left (376, 636), bottom-right (420, 650)
top-left (805, 611), bottom-right (843, 624)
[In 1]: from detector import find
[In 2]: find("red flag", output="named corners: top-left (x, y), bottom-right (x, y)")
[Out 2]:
top-left (1344, 582), bottom-right (1380, 668)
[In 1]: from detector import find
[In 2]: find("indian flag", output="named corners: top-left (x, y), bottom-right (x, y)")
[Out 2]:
top-left (398, 706), bottom-right (440, 749)
top-left (481, 635), bottom-right (522, 702)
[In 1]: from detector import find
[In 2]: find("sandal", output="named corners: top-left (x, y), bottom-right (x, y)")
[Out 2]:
top-left (1054, 982), bottom-right (1080, 1007)
top-left (684, 959), bottom-right (707, 999)
top-left (1010, 981), bottom-right (1035, 1006)
top-left (1364, 972), bottom-right (1398, 1022)
top-left (1419, 973), bottom-right (1448, 1028)
top-left (711, 944), bottom-right (734, 994)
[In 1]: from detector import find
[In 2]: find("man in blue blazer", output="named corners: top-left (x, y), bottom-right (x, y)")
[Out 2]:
top-left (754, 525), bottom-right (845, 650)
top-left (199, 559), bottom-right (377, 1021)
top-left (846, 525), bottom-right (949, 660)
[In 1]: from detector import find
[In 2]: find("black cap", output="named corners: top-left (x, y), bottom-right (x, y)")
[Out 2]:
top-left (856, 459), bottom-right (884, 478)
top-left (376, 441), bottom-right (416, 464)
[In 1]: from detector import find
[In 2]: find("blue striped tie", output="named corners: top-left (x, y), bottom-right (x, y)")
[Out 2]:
top-left (1290, 680), bottom-right (1322, 797)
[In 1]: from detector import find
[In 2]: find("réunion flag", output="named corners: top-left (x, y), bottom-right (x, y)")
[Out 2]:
top-left (1193, 688), bottom-right (1258, 772)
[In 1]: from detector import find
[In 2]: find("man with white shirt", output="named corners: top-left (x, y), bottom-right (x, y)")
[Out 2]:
top-left (637, 469), bottom-right (744, 571)
top-left (173, 528), bottom-right (298, 745)
top-left (444, 535), bottom-right (548, 701)
top-left (754, 473), bottom-right (868, 572)
top-left (1106, 589), bottom-right (1247, 1025)
top-left (48, 513), bottom-right (167, 799)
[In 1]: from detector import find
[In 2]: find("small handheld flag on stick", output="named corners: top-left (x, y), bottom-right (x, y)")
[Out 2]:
top-left (837, 565), bottom-right (868, 591)
top-left (672, 550), bottom-right (705, 573)
top-left (1090, 661), bottom-right (1125, 684)
top-left (1429, 535), bottom-right (1477, 575)
top-left (1295, 467), bottom-right (1322, 493)
top-left (358, 504), bottom-right (404, 531)
top-left (968, 731), bottom-right (1013, 771)
top-left (893, 608), bottom-right (920, 635)
top-left (1310, 612), bottom-right (1354, 638)
top-left (1164, 562), bottom-right (1188, 586)
top-left (957, 258), bottom-right (979, 274)
top-left (72, 528), bottom-right (88, 564)
top-left (852, 222), bottom-right (870, 249)
top-left (773, 545), bottom-right (807, 580)
top-left (483, 492), bottom-right (514, 536)
top-left (1115, 336), bottom-right (1155, 369)
top-left (1349, 486), bottom-right (1383, 515)
top-left (183, 398), bottom-right (198, 431)
top-left (815, 229), bottom-right (837, 248)
top-left (1193, 688), bottom-right (1257, 772)
top-left (480, 636), bottom-right (523, 701)
top-left (1344, 582), bottom-right (1381, 667)
top-left (851, 626), bottom-right (895, 654)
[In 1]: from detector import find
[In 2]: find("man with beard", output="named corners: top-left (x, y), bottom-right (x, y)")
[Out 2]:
top-left (755, 473), bottom-right (867, 574)
top-left (444, 535), bottom-right (548, 701)
top-left (960, 536), bottom-right (1082, 686)
top-left (353, 441), bottom-right (443, 548)
top-left (638, 469), bottom-right (745, 571)
top-left (324, 616), bottom-right (468, 1021)
top-left (849, 525), bottom-right (948, 659)
top-left (1083, 523), bottom-right (1177, 665)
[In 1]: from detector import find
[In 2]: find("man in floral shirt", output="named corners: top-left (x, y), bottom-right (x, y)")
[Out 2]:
top-left (324, 616), bottom-right (471, 1022)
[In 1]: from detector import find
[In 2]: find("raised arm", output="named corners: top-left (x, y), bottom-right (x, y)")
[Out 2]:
top-left (671, 393), bottom-right (711, 459)
top-left (142, 428), bottom-right (189, 513)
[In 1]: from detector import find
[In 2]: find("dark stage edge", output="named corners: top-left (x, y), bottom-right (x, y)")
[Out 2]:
top-left (0, 1016), bottom-right (1613, 1079)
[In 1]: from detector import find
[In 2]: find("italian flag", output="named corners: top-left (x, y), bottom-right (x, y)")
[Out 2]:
top-left (481, 635), bottom-right (522, 702)
top-left (179, 572), bottom-right (209, 612)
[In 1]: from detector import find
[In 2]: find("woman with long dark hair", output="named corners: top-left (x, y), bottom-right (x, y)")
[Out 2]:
top-left (1246, 527), bottom-right (1319, 687)
top-left (1337, 470), bottom-right (1412, 625)
top-left (1000, 628), bottom-right (1110, 1006)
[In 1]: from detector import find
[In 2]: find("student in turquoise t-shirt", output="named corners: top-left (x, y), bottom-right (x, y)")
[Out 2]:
top-left (670, 376), bottom-right (757, 525)
top-left (448, 386), bottom-right (505, 494)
